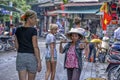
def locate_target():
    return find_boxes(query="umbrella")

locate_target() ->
[0,4,22,13]
[90,39,102,43]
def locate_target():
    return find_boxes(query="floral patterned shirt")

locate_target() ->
[65,45,79,68]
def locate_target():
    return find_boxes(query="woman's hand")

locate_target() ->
[79,43,85,49]
[60,39,67,43]
[37,61,42,72]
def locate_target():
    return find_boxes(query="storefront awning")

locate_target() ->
[39,3,54,7]
[0,4,23,13]
[96,11,103,15]
[47,9,99,15]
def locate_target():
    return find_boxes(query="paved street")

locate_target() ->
[0,38,108,80]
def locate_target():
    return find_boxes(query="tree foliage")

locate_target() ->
[0,0,37,22]
[0,0,37,12]
[12,0,31,12]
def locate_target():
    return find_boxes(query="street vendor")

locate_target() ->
[59,28,85,80]
[88,34,102,63]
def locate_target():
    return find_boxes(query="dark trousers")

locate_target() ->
[67,68,81,80]
[88,43,96,62]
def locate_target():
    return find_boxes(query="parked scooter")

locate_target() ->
[0,35,15,52]
[98,36,109,63]
[106,42,120,80]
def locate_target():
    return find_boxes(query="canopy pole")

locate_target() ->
[9,1,13,24]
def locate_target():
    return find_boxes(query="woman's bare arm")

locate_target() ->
[32,36,41,62]
[14,35,18,51]
[79,42,85,49]
[59,39,67,54]
[32,36,42,72]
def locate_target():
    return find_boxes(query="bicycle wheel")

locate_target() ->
[108,66,118,80]
[116,68,120,80]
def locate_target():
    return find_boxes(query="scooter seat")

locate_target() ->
[109,54,120,61]
[107,59,120,64]
[112,43,120,51]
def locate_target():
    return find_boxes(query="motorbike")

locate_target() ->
[0,35,15,52]
[98,36,110,63]
[106,42,120,80]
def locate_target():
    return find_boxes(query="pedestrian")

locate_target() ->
[9,24,16,44]
[114,24,120,42]
[73,17,81,28]
[15,10,42,80]
[84,27,91,59]
[111,24,120,53]
[88,42,97,62]
[74,17,89,60]
[59,28,85,80]
[45,23,58,80]
[88,34,102,63]
[73,17,86,42]
[9,24,16,36]
[0,23,5,35]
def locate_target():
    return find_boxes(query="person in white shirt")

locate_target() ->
[114,24,120,42]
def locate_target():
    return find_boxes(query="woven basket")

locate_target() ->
[86,78,106,80]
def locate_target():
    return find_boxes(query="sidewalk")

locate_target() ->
[81,61,108,80]
[35,54,108,80]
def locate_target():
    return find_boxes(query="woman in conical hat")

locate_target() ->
[59,28,85,80]
[66,28,85,40]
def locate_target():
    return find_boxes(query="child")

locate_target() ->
[59,28,85,80]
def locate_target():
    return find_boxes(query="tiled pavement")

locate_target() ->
[35,53,108,80]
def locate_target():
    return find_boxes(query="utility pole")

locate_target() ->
[9,1,13,24]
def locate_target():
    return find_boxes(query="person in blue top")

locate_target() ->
[112,24,120,52]
[45,23,58,80]
[9,24,16,36]
[73,17,81,28]
[114,24,120,42]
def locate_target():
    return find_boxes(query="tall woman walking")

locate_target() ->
[15,10,42,80]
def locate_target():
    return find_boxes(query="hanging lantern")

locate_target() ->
[60,4,65,16]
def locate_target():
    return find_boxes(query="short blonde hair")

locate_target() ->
[49,24,58,30]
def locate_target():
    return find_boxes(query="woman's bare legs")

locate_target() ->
[18,70,36,80]
[28,72,36,80]
[50,61,57,80]
[45,61,51,80]
[18,70,27,80]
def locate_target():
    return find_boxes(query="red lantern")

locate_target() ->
[60,4,66,16]
[10,15,12,20]
[60,4,64,10]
